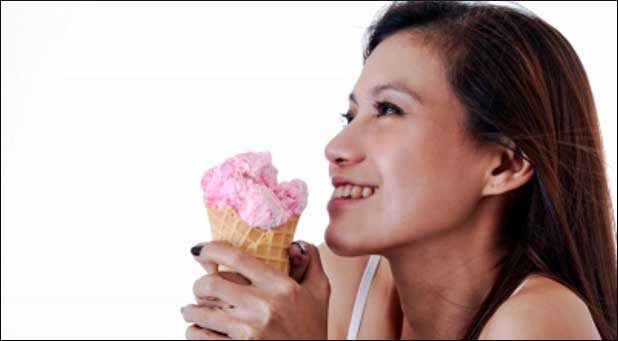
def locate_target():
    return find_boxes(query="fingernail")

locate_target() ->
[191,244,203,256]
[292,241,307,255]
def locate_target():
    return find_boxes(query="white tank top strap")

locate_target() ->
[346,254,381,340]
[510,274,536,298]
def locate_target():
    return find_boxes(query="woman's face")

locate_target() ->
[324,31,494,256]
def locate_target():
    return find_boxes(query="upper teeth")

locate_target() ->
[332,185,375,199]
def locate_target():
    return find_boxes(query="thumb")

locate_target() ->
[289,241,310,283]
[296,241,330,295]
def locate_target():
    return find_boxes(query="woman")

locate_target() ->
[181,1,617,339]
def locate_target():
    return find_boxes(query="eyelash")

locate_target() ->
[339,101,405,125]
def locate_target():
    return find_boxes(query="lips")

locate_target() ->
[331,176,379,189]
[328,176,379,211]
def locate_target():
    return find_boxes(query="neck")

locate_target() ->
[383,200,506,339]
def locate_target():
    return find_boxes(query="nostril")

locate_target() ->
[335,157,346,164]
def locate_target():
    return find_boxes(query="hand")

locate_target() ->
[181,241,330,340]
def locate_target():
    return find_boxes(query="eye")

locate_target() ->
[338,101,405,126]
[375,101,405,117]
[339,112,355,126]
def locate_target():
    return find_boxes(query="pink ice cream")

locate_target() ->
[201,151,308,229]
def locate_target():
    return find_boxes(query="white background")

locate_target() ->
[2,1,616,339]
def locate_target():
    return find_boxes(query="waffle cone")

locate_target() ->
[206,205,299,275]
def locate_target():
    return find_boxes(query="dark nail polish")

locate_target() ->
[191,244,203,256]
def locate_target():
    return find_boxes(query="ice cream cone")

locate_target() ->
[207,205,299,275]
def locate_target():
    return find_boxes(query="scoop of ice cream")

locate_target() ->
[201,151,308,229]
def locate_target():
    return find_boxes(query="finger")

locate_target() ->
[182,304,247,339]
[218,271,251,286]
[298,242,330,295]
[185,324,230,340]
[193,273,253,306]
[289,241,309,283]
[191,243,218,274]
[194,241,280,289]
[196,297,232,310]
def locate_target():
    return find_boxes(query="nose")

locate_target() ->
[324,128,365,168]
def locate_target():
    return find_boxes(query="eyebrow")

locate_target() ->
[348,82,423,105]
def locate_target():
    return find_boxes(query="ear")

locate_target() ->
[481,142,534,196]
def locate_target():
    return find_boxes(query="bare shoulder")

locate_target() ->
[318,242,371,300]
[479,275,601,340]
[318,243,369,274]
[318,243,372,338]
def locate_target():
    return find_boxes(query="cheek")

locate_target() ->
[324,120,485,255]
[380,131,484,240]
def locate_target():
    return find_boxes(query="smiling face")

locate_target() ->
[324,30,496,256]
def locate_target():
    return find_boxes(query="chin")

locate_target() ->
[324,222,375,257]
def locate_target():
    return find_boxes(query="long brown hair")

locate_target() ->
[362,1,617,339]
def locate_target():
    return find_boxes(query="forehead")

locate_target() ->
[354,31,451,108]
